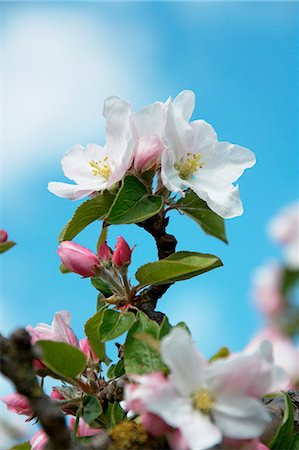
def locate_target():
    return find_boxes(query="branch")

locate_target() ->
[0,329,79,450]
[135,212,177,323]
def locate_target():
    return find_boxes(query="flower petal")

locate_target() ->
[133,101,165,138]
[161,328,207,396]
[165,101,195,161]
[47,182,98,200]
[185,172,243,219]
[103,96,122,118]
[61,144,107,184]
[173,90,195,121]
[161,148,186,196]
[213,396,270,439]
[180,411,222,450]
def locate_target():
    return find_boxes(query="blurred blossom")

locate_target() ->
[69,417,103,436]
[30,429,48,450]
[1,393,31,417]
[268,202,299,269]
[79,337,99,362]
[252,262,285,317]
[0,230,8,242]
[248,327,299,388]
[26,310,79,347]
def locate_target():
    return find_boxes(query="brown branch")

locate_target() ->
[135,212,177,323]
[0,329,79,450]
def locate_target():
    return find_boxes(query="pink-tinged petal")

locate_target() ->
[134,135,163,172]
[98,241,113,262]
[50,388,64,400]
[2,393,32,416]
[252,263,285,317]
[167,429,189,450]
[52,311,79,347]
[30,430,49,450]
[69,417,103,436]
[0,229,8,242]
[161,327,207,396]
[142,412,172,437]
[112,236,132,267]
[186,173,243,219]
[173,90,195,122]
[213,396,270,439]
[47,182,97,200]
[222,438,269,450]
[125,372,169,414]
[79,338,99,362]
[180,411,222,450]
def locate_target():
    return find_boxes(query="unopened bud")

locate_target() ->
[134,136,163,173]
[98,241,113,262]
[58,241,101,277]
[0,229,8,243]
[112,236,132,267]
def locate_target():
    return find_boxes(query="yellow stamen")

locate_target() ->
[192,389,214,414]
[89,156,112,179]
[174,152,205,180]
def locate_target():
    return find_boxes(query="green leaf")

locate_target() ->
[97,296,108,311]
[158,316,172,339]
[58,191,115,242]
[290,434,299,449]
[84,310,107,360]
[105,175,163,224]
[83,395,102,424]
[36,341,87,378]
[9,443,31,450]
[269,392,294,449]
[124,311,164,374]
[136,251,223,287]
[60,263,71,274]
[0,241,16,254]
[282,268,299,294]
[107,360,125,379]
[176,191,227,243]
[99,310,136,342]
[110,401,126,427]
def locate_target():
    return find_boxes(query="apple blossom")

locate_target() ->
[126,328,287,450]
[69,417,103,437]
[58,241,101,277]
[161,91,256,218]
[26,310,79,347]
[98,241,113,262]
[252,262,285,317]
[112,236,132,267]
[268,202,299,269]
[48,99,135,200]
[2,393,32,416]
[248,327,299,388]
[0,229,8,242]
[50,388,65,400]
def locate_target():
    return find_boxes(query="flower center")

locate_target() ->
[192,389,214,414]
[89,157,112,179]
[174,152,205,180]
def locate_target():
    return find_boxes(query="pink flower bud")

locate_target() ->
[2,393,32,416]
[79,338,99,362]
[134,135,163,172]
[98,241,113,262]
[30,430,49,450]
[50,388,64,400]
[58,241,101,277]
[0,229,8,242]
[69,417,104,436]
[112,236,132,267]
[142,412,171,437]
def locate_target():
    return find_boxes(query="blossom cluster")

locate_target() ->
[48,90,256,219]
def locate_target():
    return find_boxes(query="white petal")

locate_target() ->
[61,144,107,184]
[191,119,218,146]
[48,182,100,200]
[161,328,207,396]
[103,96,122,118]
[185,173,243,219]
[133,101,165,138]
[165,101,195,161]
[181,411,222,450]
[161,148,186,196]
[200,141,256,183]
[173,90,195,121]
[213,396,270,439]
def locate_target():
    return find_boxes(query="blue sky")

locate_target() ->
[0,2,298,431]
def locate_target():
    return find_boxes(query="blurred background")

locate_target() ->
[0,1,298,446]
